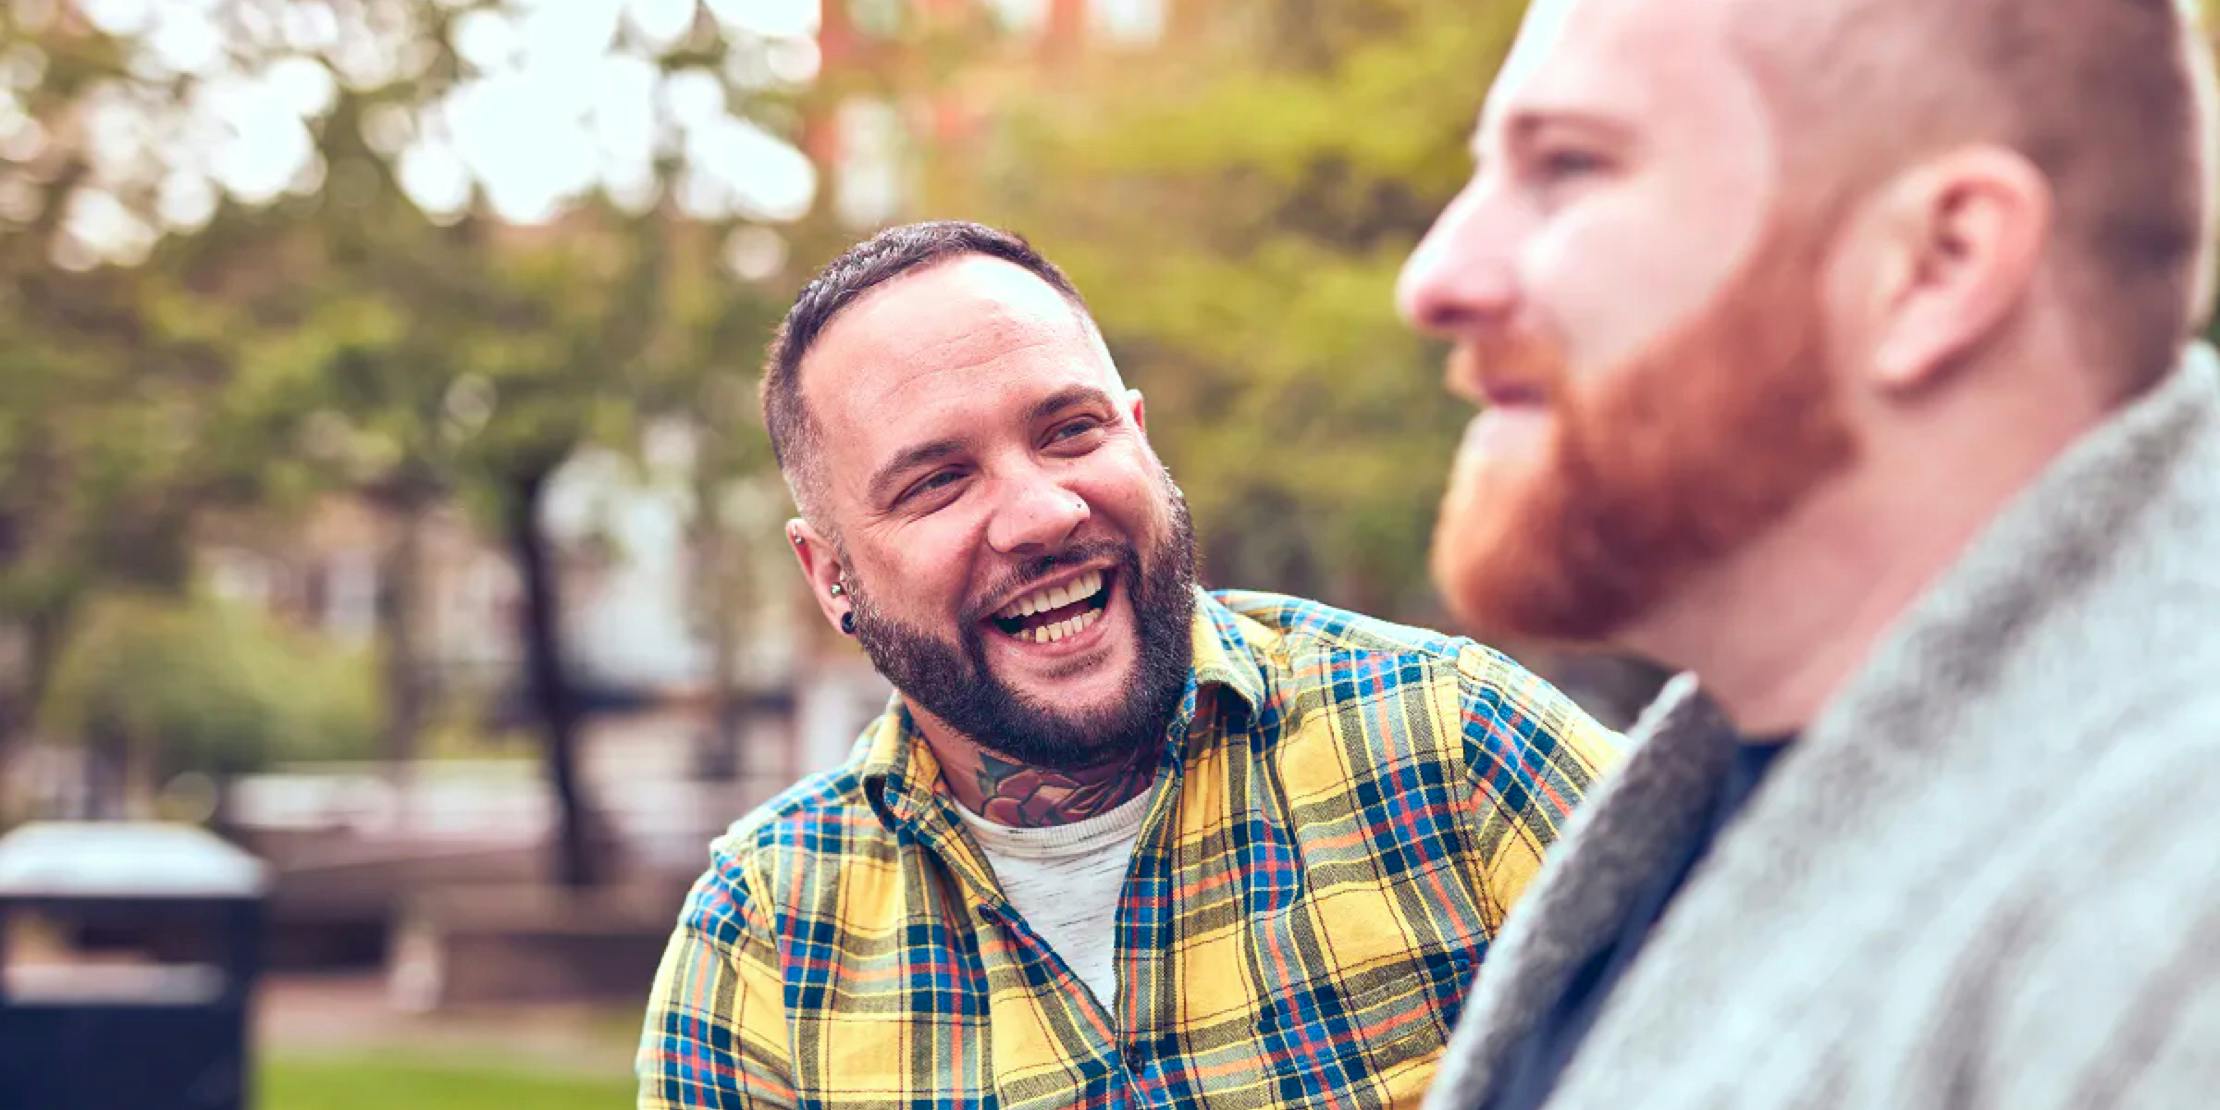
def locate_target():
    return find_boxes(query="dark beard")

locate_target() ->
[846,489,1199,773]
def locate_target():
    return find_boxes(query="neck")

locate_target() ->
[1617,490,1956,738]
[908,702,1157,828]
[1619,369,2107,737]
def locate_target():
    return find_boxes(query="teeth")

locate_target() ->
[1014,607,1106,646]
[997,570,1108,621]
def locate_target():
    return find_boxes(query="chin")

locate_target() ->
[1430,514,1499,634]
[1004,641,1138,709]
[1431,466,1584,644]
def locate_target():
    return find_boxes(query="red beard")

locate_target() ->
[1431,231,1858,645]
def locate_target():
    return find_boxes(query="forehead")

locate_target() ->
[1485,0,1760,140]
[799,254,1117,481]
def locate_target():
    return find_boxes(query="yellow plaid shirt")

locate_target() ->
[640,590,1617,1109]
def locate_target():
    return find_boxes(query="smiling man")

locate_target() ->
[1398,0,2220,1108]
[637,221,1616,1109]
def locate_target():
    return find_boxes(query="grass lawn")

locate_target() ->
[259,1052,636,1110]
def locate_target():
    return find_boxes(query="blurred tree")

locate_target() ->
[41,592,378,820]
[0,9,301,800]
[0,0,799,883]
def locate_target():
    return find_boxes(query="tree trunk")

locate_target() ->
[503,467,601,888]
[0,604,70,819]
[377,497,430,798]
[693,467,742,782]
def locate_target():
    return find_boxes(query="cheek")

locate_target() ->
[862,523,982,618]
[1071,451,1173,536]
[1815,216,1891,376]
[1525,178,1773,378]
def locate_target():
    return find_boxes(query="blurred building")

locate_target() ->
[808,0,1181,229]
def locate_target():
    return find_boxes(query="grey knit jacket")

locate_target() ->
[1426,348,2220,1110]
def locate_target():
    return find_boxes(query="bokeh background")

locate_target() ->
[0,1,2212,1106]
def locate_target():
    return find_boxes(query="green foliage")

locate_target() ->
[259,1052,635,1110]
[40,594,378,776]
[925,0,1526,617]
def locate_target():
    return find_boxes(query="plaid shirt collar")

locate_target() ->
[857,590,1267,904]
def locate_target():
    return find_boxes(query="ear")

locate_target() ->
[786,517,851,634]
[1125,388,1148,434]
[1861,146,2052,392]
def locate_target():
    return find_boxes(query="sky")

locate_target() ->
[40,0,826,266]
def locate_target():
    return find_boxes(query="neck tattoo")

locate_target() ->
[968,746,1157,829]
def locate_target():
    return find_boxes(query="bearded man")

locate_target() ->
[638,221,1617,1109]
[1397,0,2220,1107]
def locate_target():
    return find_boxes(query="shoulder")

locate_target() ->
[677,757,895,950]
[1208,588,1471,678]
[1924,704,2220,1102]
[1206,589,1617,765]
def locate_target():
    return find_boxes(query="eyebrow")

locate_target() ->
[866,436,967,507]
[1507,108,1636,148]
[1028,384,1115,424]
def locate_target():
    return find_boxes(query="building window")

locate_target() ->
[1087,0,1163,44]
[847,0,904,39]
[322,549,379,645]
[981,0,1050,39]
[834,98,907,227]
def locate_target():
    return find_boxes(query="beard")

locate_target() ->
[845,481,1199,773]
[1432,226,1858,645]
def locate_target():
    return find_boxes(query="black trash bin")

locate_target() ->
[0,822,268,1110]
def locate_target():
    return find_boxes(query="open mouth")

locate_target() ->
[1479,379,1549,409]
[987,568,1115,645]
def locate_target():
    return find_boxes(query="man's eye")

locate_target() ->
[1049,418,1104,444]
[1536,148,1608,182]
[901,470,964,505]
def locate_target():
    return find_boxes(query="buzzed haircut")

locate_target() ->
[761,221,1092,520]
[1734,0,2216,395]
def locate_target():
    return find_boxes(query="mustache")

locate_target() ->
[1449,332,1571,406]
[963,538,1133,624]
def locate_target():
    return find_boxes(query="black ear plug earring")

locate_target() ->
[841,612,856,636]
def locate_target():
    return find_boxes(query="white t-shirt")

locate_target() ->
[955,782,1157,1009]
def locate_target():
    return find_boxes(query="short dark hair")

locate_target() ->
[761,220,1091,519]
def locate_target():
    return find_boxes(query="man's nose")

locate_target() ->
[985,475,1089,556]
[1397,182,1521,337]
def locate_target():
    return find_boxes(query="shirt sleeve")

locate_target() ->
[638,854,798,1109]
[1451,642,1624,927]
